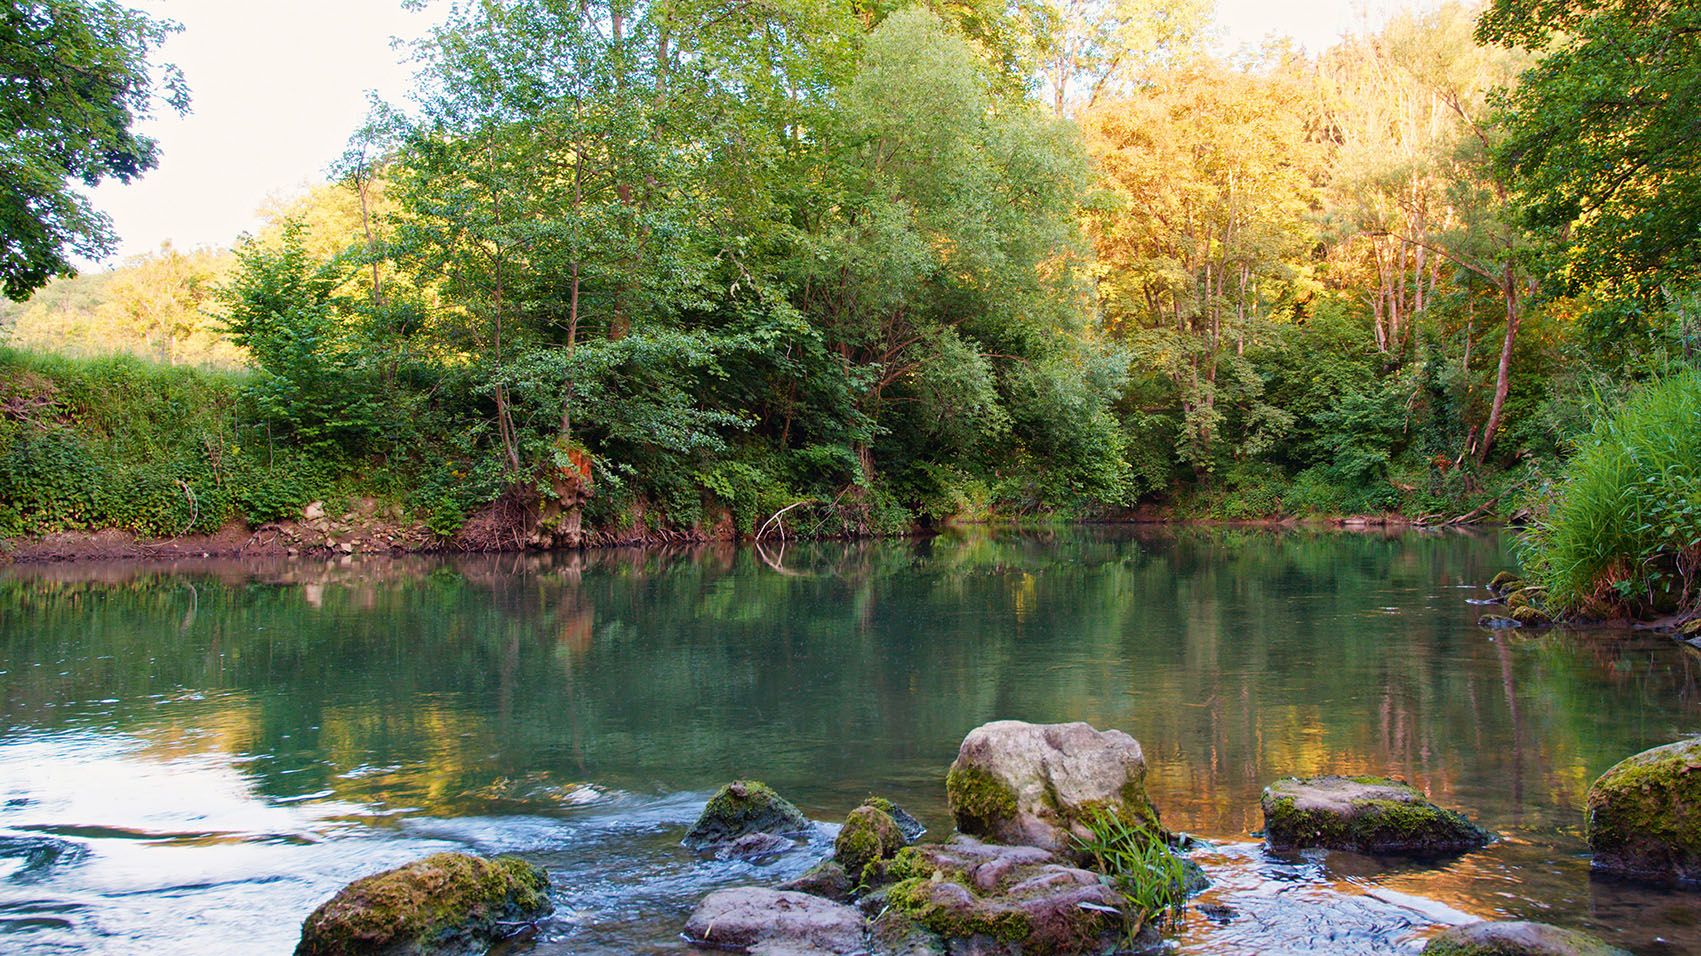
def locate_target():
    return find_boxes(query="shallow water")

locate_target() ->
[1,528,1698,955]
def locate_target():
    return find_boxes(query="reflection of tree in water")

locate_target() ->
[1,529,1698,840]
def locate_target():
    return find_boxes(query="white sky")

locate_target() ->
[89,0,1438,264]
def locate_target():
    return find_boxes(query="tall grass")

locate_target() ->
[1072,808,1192,943]
[1521,369,1701,618]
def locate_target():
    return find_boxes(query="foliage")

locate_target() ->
[1072,806,1191,942]
[0,0,188,300]
[1482,0,1701,348]
[1520,370,1701,618]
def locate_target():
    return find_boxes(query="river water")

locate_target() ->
[0,528,1697,955]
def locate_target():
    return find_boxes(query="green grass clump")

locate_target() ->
[1521,369,1701,618]
[1072,807,1190,944]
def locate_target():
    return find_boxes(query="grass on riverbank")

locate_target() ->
[0,348,367,539]
[1521,369,1701,619]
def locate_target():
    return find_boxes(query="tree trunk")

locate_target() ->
[1478,264,1520,463]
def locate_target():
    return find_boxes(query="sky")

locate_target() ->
[91,0,1436,264]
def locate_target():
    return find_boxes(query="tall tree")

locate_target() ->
[0,0,188,300]
[1480,0,1701,353]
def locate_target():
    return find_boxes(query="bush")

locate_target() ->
[1522,369,1701,617]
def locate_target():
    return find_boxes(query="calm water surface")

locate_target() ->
[1,528,1698,955]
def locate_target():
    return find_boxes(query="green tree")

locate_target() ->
[1480,0,1701,361]
[1,0,188,300]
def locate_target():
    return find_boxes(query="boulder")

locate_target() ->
[683,780,812,852]
[713,831,796,862]
[779,859,855,903]
[1511,605,1554,628]
[1422,921,1630,956]
[860,796,927,843]
[881,837,1131,955]
[1587,737,1701,884]
[1487,572,1525,596]
[682,887,866,955]
[1261,776,1491,856]
[946,720,1158,853]
[836,803,907,883]
[295,852,551,956]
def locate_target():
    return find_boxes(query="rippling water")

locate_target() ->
[1,528,1698,954]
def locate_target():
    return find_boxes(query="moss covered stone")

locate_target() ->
[1261,776,1490,857]
[1488,572,1525,596]
[1510,605,1554,627]
[947,720,1159,854]
[860,796,927,843]
[1587,737,1701,884]
[683,779,811,851]
[835,804,905,883]
[295,852,551,956]
[1422,920,1631,955]
[945,763,1019,837]
[876,836,1127,954]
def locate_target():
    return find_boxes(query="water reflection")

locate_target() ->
[1,528,1699,953]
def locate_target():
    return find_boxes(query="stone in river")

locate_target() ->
[1261,775,1490,856]
[683,779,812,852]
[683,887,866,955]
[294,852,551,955]
[1587,737,1701,884]
[1422,920,1631,956]
[945,720,1159,854]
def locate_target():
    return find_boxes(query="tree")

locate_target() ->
[1480,0,1701,353]
[0,0,188,300]
[1085,60,1318,472]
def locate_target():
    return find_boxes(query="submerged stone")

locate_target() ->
[1422,920,1631,956]
[1261,776,1491,857]
[294,852,551,956]
[682,887,865,955]
[946,720,1158,853]
[683,780,812,851]
[1511,605,1554,628]
[1478,615,1522,630]
[1587,737,1701,884]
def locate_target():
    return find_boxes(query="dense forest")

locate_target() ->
[1,0,1697,618]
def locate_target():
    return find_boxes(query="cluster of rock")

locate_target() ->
[284,719,1701,955]
[684,720,1189,955]
[257,499,428,557]
[1476,572,1556,629]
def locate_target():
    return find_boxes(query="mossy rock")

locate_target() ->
[1680,618,1701,638]
[836,804,906,884]
[877,836,1131,955]
[778,859,854,903]
[1261,776,1491,857]
[1510,605,1554,628]
[1422,920,1631,955]
[1504,588,1546,611]
[947,720,1159,854]
[295,852,551,956]
[860,796,926,843]
[683,780,811,851]
[1479,615,1522,630]
[1587,737,1701,884]
[1488,572,1526,596]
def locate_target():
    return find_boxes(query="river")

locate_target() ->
[0,528,1697,954]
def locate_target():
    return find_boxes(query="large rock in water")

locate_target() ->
[683,780,812,852]
[1261,776,1490,856]
[1587,737,1701,883]
[1422,921,1631,956]
[682,888,866,955]
[295,852,551,956]
[946,720,1158,853]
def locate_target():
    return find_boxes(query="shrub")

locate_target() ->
[1522,369,1701,617]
